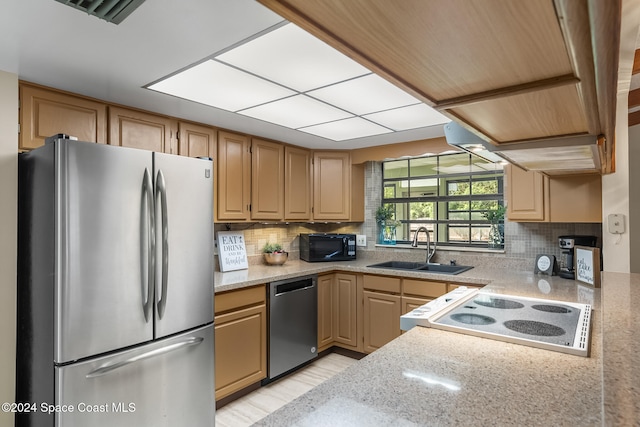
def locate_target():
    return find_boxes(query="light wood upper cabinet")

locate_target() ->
[505,164,602,223]
[108,106,177,154]
[217,131,251,222]
[251,138,284,220]
[284,146,312,221]
[178,122,217,162]
[19,83,107,150]
[313,151,351,220]
[506,164,547,221]
[214,285,267,401]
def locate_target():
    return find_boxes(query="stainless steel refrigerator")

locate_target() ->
[16,137,215,426]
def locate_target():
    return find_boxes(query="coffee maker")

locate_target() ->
[558,235,598,279]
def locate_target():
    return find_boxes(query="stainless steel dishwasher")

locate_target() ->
[265,274,318,382]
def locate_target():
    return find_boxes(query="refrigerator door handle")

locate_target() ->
[85,336,204,379]
[155,169,169,319]
[141,168,155,322]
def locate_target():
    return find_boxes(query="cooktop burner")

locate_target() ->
[450,313,496,325]
[401,288,592,357]
[503,320,566,337]
[473,297,524,309]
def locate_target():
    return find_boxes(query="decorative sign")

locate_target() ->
[217,231,248,272]
[534,254,557,275]
[574,246,601,288]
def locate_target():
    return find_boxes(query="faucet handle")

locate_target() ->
[450,260,457,266]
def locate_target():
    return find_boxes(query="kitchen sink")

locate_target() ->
[366,261,473,275]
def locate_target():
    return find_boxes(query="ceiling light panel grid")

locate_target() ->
[149,23,449,141]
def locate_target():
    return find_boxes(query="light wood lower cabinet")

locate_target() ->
[334,273,358,349]
[362,275,401,353]
[317,273,360,352]
[317,274,335,352]
[214,286,267,401]
[363,290,400,353]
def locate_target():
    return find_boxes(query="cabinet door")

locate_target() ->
[178,122,217,161]
[214,304,267,400]
[251,139,284,220]
[334,273,358,348]
[401,296,431,315]
[317,274,335,352]
[363,291,400,353]
[108,106,177,154]
[505,164,547,221]
[217,131,251,221]
[548,174,602,222]
[284,146,312,221]
[20,84,107,150]
[313,151,351,220]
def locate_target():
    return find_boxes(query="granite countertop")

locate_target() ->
[214,259,505,293]
[214,260,639,425]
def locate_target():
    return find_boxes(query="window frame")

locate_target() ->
[381,153,504,248]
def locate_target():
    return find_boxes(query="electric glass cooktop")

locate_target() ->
[401,287,592,357]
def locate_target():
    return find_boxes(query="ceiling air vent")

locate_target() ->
[55,0,146,24]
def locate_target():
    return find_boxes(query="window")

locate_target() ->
[381,153,504,247]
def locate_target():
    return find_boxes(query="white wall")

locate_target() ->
[0,70,17,426]
[602,0,640,273]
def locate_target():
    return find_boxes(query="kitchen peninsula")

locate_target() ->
[215,261,639,425]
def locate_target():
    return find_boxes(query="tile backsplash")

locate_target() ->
[214,160,603,270]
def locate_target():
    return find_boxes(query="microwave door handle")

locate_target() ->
[141,168,155,323]
[155,169,169,319]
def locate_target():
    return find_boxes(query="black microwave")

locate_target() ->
[299,233,356,262]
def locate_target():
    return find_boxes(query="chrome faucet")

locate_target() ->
[411,226,437,264]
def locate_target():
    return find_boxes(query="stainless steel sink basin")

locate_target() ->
[367,261,473,275]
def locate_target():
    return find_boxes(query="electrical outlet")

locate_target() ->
[356,235,367,247]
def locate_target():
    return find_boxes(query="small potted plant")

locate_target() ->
[262,242,288,265]
[482,205,506,249]
[375,204,401,245]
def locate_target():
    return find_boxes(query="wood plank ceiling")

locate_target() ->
[629,50,640,126]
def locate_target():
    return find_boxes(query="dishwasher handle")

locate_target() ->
[272,277,316,297]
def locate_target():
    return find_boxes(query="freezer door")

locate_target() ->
[153,153,214,338]
[56,141,155,363]
[56,324,215,427]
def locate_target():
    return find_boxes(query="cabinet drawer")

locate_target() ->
[215,285,265,314]
[403,279,447,299]
[363,275,401,294]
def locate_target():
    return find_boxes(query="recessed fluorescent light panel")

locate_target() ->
[148,23,447,142]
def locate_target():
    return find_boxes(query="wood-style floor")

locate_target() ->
[215,353,357,427]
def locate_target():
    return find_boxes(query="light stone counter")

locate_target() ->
[215,261,640,425]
